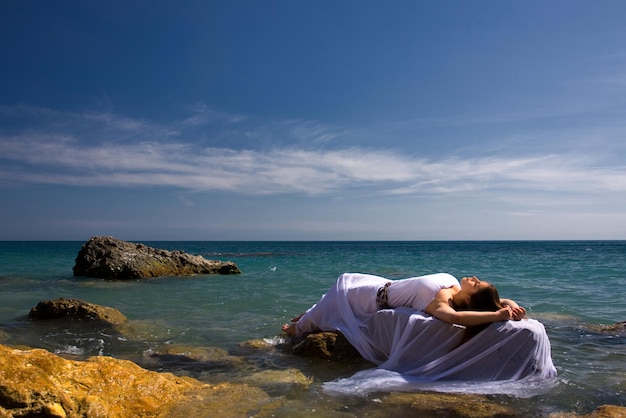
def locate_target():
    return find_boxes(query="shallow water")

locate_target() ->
[0,241,624,416]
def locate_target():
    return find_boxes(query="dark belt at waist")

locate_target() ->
[376,282,392,309]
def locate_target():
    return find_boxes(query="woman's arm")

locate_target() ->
[426,301,512,326]
[500,298,518,308]
[500,298,526,320]
[424,289,512,326]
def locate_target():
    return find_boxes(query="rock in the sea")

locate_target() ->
[243,369,313,391]
[586,405,626,418]
[26,299,136,357]
[382,392,517,418]
[73,236,241,279]
[29,298,127,324]
[588,321,626,336]
[0,344,273,418]
[290,331,363,361]
[549,405,626,418]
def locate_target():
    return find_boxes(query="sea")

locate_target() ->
[0,240,624,416]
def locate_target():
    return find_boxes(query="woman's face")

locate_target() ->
[461,276,490,295]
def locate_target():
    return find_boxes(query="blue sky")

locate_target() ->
[1,1,626,240]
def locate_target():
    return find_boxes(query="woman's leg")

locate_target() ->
[282,273,387,337]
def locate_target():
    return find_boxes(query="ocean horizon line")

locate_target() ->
[1,238,625,243]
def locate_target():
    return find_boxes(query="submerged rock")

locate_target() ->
[243,369,313,391]
[29,298,127,324]
[549,405,626,418]
[144,344,245,376]
[587,321,626,336]
[150,344,231,363]
[381,392,517,418]
[0,344,273,418]
[73,236,241,279]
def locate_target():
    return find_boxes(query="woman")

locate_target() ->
[282,272,526,337]
[282,273,556,387]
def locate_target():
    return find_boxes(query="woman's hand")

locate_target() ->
[511,306,526,321]
[497,306,513,321]
[497,306,526,321]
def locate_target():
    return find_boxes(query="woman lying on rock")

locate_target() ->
[282,272,526,337]
[282,272,556,386]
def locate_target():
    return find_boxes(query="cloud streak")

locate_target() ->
[1,106,625,199]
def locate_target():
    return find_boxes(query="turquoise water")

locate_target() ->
[1,241,624,415]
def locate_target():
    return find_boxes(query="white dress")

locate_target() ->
[292,272,557,392]
[295,272,459,335]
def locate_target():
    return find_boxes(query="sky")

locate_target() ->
[1,1,626,241]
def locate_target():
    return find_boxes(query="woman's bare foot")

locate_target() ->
[282,323,296,336]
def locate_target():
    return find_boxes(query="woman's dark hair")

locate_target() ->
[468,285,502,312]
[459,284,503,344]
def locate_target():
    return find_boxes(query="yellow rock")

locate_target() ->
[0,344,271,418]
[550,405,626,418]
[153,344,229,361]
[44,403,67,417]
[382,392,516,418]
[240,338,276,349]
[589,405,626,418]
[243,368,313,389]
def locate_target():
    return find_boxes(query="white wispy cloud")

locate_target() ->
[1,106,625,199]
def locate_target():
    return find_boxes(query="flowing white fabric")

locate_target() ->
[294,273,557,394]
